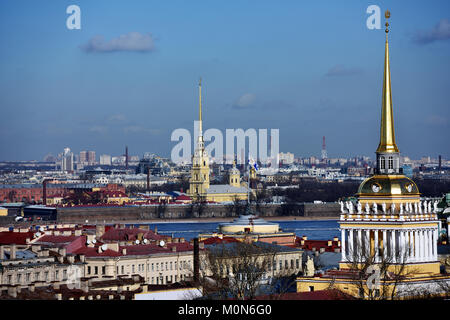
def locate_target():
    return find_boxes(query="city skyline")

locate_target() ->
[0,1,449,161]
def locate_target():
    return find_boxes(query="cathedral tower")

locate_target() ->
[187,78,210,200]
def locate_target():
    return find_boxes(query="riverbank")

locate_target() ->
[112,216,339,225]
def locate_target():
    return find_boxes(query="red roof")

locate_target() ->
[295,237,340,252]
[0,231,36,245]
[120,242,194,256]
[176,195,191,200]
[201,237,240,245]
[73,246,122,257]
[36,235,80,244]
[100,227,167,242]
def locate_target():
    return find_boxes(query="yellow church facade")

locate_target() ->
[296,11,450,299]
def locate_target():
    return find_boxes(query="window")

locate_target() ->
[151,277,154,284]
[388,156,393,170]
[17,274,22,284]
[174,262,177,270]
[152,263,154,271]
[94,266,98,275]
[121,266,124,274]
[44,272,49,281]
[291,259,294,269]
[296,259,299,269]
[35,272,40,281]
[309,286,314,292]
[273,260,277,271]
[132,265,135,273]
[102,266,106,275]
[279,261,282,270]
[170,262,173,270]
[165,262,168,271]
[55,270,59,280]
[380,157,385,170]
[26,273,31,282]
[62,270,67,280]
[156,263,159,271]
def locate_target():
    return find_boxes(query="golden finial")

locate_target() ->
[199,77,202,86]
[385,10,390,34]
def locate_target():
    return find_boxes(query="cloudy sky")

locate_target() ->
[0,0,449,161]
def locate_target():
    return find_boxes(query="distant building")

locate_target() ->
[100,155,112,166]
[279,152,295,165]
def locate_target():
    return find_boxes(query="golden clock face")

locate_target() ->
[372,183,381,193]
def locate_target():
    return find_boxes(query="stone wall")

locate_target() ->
[55,202,340,223]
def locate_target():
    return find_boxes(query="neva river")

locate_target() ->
[141,219,340,242]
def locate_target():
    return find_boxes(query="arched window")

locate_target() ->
[380,157,385,170]
[388,156,393,170]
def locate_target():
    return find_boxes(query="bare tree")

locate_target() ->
[327,233,422,300]
[196,242,300,300]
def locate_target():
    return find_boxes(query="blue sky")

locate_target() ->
[0,0,449,161]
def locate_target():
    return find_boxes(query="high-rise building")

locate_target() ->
[61,147,74,172]
[87,151,96,165]
[79,151,88,164]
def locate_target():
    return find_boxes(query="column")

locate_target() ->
[408,230,414,262]
[341,229,346,262]
[365,229,371,259]
[399,230,405,263]
[348,229,354,261]
[415,230,420,262]
[357,229,362,257]
[418,230,425,261]
[382,229,387,260]
[390,229,396,263]
[433,228,438,261]
[428,229,433,262]
[374,229,379,262]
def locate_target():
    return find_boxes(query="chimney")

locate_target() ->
[74,229,82,236]
[8,286,17,298]
[79,254,85,263]
[67,255,75,264]
[55,293,63,300]
[320,247,325,253]
[96,225,105,238]
[199,242,205,249]
[171,246,177,252]
[327,240,332,246]
[121,248,127,255]
[59,248,66,257]
[10,244,16,260]
[154,226,157,234]
[193,238,199,284]
[81,279,89,293]
[29,284,35,292]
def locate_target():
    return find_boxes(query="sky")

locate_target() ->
[0,0,449,161]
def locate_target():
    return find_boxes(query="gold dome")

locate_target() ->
[357,175,419,196]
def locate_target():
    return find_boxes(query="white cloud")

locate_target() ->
[80,32,156,53]
[413,19,450,45]
[233,93,256,108]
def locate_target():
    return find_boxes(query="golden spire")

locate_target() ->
[376,10,399,154]
[198,77,203,134]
